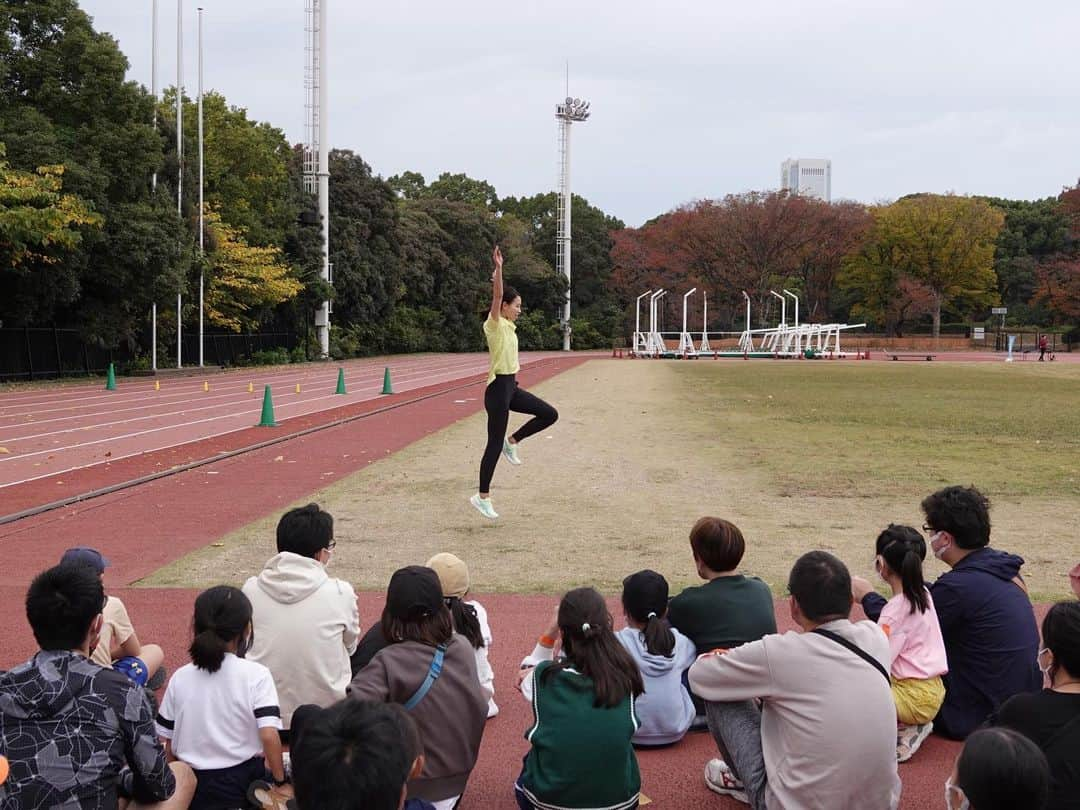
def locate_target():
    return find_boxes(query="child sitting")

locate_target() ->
[516,587,644,810]
[348,566,487,810]
[290,699,435,810]
[155,586,289,809]
[616,570,697,746]
[426,552,498,718]
[855,524,948,761]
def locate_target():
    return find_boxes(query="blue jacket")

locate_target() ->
[863,547,1041,739]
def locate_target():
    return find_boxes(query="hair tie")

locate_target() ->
[646,612,657,620]
[581,622,591,633]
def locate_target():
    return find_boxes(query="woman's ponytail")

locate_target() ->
[189,585,253,673]
[900,548,929,614]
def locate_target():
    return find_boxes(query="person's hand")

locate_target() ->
[544,603,560,640]
[1069,563,1080,600]
[492,245,503,274]
[851,575,875,602]
[516,666,535,692]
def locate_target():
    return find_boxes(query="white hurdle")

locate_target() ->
[633,290,652,356]
[677,288,697,356]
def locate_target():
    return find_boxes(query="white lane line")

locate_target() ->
[0,359,490,442]
[0,355,483,417]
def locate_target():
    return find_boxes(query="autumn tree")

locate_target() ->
[203,209,301,332]
[880,195,1002,336]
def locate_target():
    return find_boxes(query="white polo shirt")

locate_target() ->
[156,653,282,770]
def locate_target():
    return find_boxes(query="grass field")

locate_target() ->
[146,359,1080,602]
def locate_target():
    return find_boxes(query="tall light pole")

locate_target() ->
[176,0,183,368]
[305,0,331,358]
[197,6,205,367]
[555,96,589,352]
[151,0,158,192]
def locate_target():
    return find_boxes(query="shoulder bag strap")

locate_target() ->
[812,628,890,683]
[403,643,448,711]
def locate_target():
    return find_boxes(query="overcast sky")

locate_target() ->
[80,0,1080,226]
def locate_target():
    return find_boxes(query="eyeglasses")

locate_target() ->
[326,540,336,550]
[922,525,936,534]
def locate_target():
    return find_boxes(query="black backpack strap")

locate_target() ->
[812,628,891,683]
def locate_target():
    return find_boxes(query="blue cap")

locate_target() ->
[59,547,110,574]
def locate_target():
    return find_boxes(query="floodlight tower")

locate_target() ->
[304,0,331,358]
[555,96,590,351]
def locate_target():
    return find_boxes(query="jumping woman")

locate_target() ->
[470,245,559,520]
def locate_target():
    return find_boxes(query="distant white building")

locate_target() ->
[781,158,831,202]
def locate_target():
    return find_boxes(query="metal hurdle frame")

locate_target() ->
[677,288,698,357]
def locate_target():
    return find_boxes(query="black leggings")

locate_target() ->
[479,374,558,493]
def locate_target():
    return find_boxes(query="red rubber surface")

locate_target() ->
[0,351,1050,808]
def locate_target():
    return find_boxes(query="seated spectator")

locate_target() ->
[850,524,948,761]
[857,485,1042,739]
[616,570,696,746]
[0,564,194,809]
[290,700,435,810]
[690,551,900,809]
[995,601,1080,810]
[516,588,643,810]
[1069,563,1079,599]
[156,586,288,810]
[348,566,487,810]
[948,727,1049,810]
[60,547,165,691]
[243,504,360,737]
[426,552,498,718]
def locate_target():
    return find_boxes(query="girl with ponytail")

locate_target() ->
[156,586,290,809]
[866,524,949,762]
[616,570,697,746]
[515,587,644,810]
[427,553,498,718]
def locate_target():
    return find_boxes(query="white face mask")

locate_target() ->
[930,531,951,560]
[1038,647,1053,677]
[945,778,969,810]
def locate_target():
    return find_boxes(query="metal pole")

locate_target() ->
[152,303,157,371]
[197,6,204,367]
[770,290,786,328]
[784,289,800,353]
[176,0,183,369]
[316,0,331,358]
[151,0,158,191]
[561,120,572,351]
[682,288,697,334]
[635,290,650,353]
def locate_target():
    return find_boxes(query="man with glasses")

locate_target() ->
[243,503,360,742]
[855,485,1042,739]
[0,564,195,809]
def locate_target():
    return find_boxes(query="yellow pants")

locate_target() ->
[891,675,945,726]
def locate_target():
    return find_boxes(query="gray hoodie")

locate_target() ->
[615,626,697,745]
[242,551,360,728]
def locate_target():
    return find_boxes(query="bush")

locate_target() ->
[240,347,291,367]
[289,345,309,364]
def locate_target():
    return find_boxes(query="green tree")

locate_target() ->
[0,0,185,347]
[881,194,1003,336]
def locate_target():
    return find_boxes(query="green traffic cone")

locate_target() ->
[335,367,346,395]
[105,363,117,391]
[381,366,393,395]
[257,385,277,427]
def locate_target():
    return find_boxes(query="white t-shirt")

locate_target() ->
[156,653,282,770]
[469,600,496,715]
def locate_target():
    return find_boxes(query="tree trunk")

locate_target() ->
[932,294,942,338]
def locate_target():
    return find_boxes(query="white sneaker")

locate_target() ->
[896,721,933,762]
[502,439,521,465]
[704,758,749,804]
[469,494,499,520]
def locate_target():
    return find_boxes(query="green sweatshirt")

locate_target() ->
[518,661,640,810]
[668,574,777,652]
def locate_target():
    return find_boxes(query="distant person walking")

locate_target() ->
[1039,333,1049,361]
[470,245,558,520]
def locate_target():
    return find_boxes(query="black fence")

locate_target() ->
[0,327,300,381]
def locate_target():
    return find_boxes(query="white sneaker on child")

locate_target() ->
[896,721,933,762]
[704,758,749,804]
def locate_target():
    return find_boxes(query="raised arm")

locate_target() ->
[489,245,504,321]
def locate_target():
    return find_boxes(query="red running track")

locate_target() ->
[0,353,567,491]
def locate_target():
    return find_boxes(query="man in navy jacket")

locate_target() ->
[856,485,1042,739]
